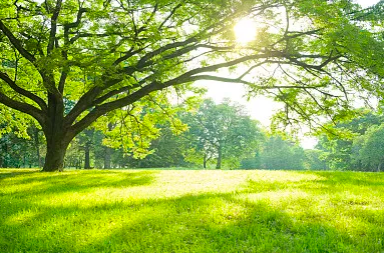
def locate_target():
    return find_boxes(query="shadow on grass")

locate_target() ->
[0,192,353,253]
[0,170,40,181]
[313,171,384,187]
[1,170,383,252]
[1,170,157,195]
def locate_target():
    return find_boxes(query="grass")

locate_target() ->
[0,169,384,253]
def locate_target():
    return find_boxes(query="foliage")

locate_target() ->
[304,149,328,170]
[0,125,43,168]
[316,112,384,171]
[257,135,306,170]
[356,124,384,172]
[1,0,383,171]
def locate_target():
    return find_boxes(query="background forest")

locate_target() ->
[2,98,383,172]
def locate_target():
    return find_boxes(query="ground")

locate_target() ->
[0,169,383,252]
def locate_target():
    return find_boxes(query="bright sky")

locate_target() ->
[195,0,380,149]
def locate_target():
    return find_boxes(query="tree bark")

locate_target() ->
[43,135,70,172]
[42,92,70,172]
[84,142,91,169]
[34,128,42,168]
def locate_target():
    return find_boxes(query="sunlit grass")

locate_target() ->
[1,169,384,252]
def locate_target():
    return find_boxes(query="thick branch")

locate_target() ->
[69,83,160,137]
[58,65,69,94]
[92,84,142,105]
[136,37,198,68]
[47,0,62,54]
[0,71,47,111]
[0,91,45,125]
[187,75,328,90]
[158,3,183,30]
[0,20,36,63]
[64,8,88,30]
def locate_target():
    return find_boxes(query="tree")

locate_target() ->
[304,149,328,170]
[0,0,383,171]
[357,124,384,172]
[120,126,192,169]
[316,112,383,171]
[183,99,262,169]
[259,135,305,170]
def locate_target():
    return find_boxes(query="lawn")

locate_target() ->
[0,169,383,253]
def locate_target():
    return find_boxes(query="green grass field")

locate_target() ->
[1,169,384,253]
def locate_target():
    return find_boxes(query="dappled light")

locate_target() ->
[0,0,384,251]
[1,169,383,252]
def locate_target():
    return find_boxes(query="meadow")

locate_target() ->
[0,169,383,252]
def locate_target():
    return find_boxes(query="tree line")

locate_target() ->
[0,99,316,170]
[3,99,384,171]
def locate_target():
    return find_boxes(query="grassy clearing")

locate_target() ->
[0,169,384,253]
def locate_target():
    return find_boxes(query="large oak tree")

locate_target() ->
[0,0,383,171]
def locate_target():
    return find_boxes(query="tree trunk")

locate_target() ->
[41,93,70,172]
[216,145,222,169]
[104,146,111,169]
[84,142,91,169]
[43,136,70,172]
[103,123,113,169]
[378,162,382,172]
[3,142,8,168]
[34,128,42,168]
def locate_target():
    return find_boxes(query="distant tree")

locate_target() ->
[240,149,263,169]
[304,149,328,170]
[357,124,384,172]
[317,112,383,171]
[0,131,34,168]
[183,99,262,169]
[120,126,191,169]
[78,128,95,169]
[260,135,305,170]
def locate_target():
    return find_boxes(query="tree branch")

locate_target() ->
[0,71,47,111]
[69,82,161,137]
[47,0,62,54]
[0,91,45,125]
[158,3,183,30]
[0,20,36,63]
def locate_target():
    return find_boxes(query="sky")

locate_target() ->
[195,0,380,149]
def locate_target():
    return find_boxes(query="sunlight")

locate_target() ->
[234,18,257,44]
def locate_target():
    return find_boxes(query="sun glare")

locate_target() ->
[234,18,257,44]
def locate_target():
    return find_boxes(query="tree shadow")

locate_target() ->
[0,170,40,181]
[312,171,384,187]
[1,172,383,252]
[1,170,157,195]
[75,193,379,252]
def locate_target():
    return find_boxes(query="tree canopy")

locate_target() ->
[0,0,383,171]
